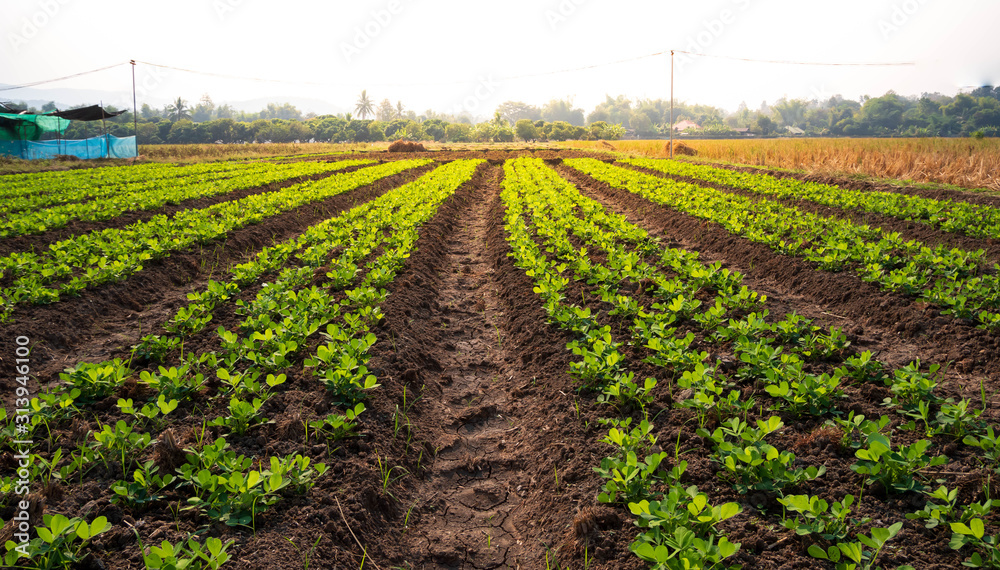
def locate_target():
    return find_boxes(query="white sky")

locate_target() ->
[2,0,999,119]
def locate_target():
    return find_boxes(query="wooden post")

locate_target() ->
[131,59,138,158]
[670,50,674,159]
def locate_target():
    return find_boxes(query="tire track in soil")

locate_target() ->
[396,165,524,569]
[375,164,641,570]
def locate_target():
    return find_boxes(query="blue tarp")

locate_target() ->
[0,135,137,160]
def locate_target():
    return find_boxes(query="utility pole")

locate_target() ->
[131,60,138,149]
[670,50,674,159]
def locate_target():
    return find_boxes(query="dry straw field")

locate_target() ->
[572,137,1000,191]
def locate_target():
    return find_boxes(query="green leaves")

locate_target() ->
[851,433,947,493]
[179,437,327,529]
[571,158,999,333]
[4,513,111,567]
[59,358,130,402]
[808,521,903,569]
[699,416,825,494]
[144,536,235,570]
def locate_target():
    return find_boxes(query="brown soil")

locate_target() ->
[1,150,998,570]
[622,162,1000,263]
[0,160,375,260]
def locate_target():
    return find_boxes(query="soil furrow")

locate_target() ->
[0,160,374,259]
[391,165,523,568]
[363,164,640,568]
[0,164,434,399]
[555,163,1000,389]
[623,162,1000,262]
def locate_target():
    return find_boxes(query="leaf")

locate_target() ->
[951,521,974,536]
[718,502,741,520]
[970,518,986,539]
[808,544,834,561]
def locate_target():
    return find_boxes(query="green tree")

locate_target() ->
[422,119,447,141]
[166,97,191,122]
[376,98,394,122]
[445,122,472,142]
[629,112,652,135]
[943,93,977,123]
[167,119,198,143]
[861,92,905,131]
[192,94,215,122]
[587,95,632,125]
[514,118,539,141]
[497,101,542,124]
[772,98,808,127]
[355,90,374,120]
[542,99,585,126]
[752,115,774,136]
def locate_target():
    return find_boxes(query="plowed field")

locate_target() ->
[2,149,1000,569]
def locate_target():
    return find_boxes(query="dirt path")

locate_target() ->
[394,166,528,568]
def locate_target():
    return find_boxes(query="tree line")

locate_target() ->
[8,85,999,144]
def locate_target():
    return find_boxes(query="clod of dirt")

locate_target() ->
[387,140,426,152]
[152,428,185,472]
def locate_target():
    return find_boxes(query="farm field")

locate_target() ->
[3,148,1000,570]
[570,138,1000,193]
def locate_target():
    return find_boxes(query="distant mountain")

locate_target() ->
[221,96,349,117]
[1,85,349,117]
[0,84,137,112]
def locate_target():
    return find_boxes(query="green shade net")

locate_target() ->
[0,113,71,141]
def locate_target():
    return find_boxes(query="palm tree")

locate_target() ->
[166,97,191,122]
[395,101,405,120]
[355,90,374,120]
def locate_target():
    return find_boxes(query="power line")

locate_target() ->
[134,60,335,87]
[136,54,670,88]
[671,50,915,67]
[0,50,918,97]
[0,62,129,92]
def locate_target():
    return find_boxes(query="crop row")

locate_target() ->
[0,160,248,200]
[502,157,745,566]
[0,159,482,568]
[0,159,431,322]
[503,158,998,569]
[0,160,374,238]
[626,157,1000,240]
[566,158,1000,333]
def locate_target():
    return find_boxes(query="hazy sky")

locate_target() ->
[2,0,999,119]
